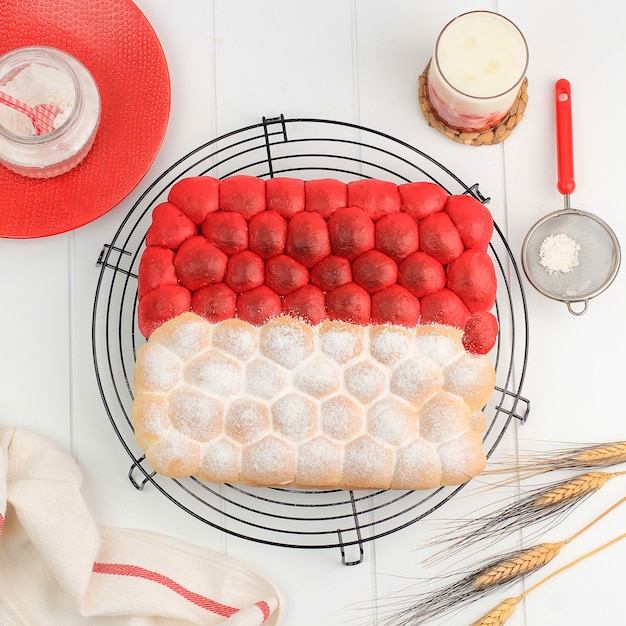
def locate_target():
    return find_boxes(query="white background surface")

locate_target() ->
[2,1,626,625]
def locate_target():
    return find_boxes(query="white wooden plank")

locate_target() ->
[0,235,72,447]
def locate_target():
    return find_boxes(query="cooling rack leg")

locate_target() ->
[261,114,287,178]
[337,491,365,566]
[467,182,491,205]
[96,244,136,277]
[128,456,155,491]
[494,386,531,423]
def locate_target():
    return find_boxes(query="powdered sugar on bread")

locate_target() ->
[132,312,494,490]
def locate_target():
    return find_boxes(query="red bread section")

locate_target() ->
[138,175,498,354]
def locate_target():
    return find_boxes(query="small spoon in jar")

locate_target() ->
[0,90,62,135]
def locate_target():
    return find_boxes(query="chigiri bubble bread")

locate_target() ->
[133,175,498,490]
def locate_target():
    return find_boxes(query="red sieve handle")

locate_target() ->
[555,78,576,195]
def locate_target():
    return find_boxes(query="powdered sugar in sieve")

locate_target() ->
[521,208,620,315]
[539,232,580,275]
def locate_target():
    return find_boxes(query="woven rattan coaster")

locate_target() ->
[418,62,528,146]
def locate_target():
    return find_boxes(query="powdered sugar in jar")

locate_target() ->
[0,46,101,178]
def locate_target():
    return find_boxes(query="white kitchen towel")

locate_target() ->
[0,425,282,625]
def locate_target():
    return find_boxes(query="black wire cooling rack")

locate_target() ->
[92,116,530,565]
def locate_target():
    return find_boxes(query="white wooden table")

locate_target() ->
[2,1,626,624]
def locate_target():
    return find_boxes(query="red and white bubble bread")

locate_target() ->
[133,175,498,490]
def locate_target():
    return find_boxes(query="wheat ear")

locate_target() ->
[470,598,520,626]
[532,471,615,506]
[472,531,626,626]
[429,471,626,561]
[472,541,564,588]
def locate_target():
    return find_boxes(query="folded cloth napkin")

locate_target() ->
[0,426,282,625]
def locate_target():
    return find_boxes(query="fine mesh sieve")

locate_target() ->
[521,79,620,315]
[522,206,620,314]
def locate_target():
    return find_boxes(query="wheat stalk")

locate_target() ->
[428,471,625,560]
[376,494,626,626]
[376,543,549,625]
[471,531,626,626]
[377,543,562,625]
[485,441,626,480]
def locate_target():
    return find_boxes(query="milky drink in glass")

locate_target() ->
[427,11,528,133]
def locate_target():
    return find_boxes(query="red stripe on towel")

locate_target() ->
[0,512,4,534]
[92,562,240,617]
[256,600,271,620]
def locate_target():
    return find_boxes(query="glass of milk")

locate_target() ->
[427,11,528,133]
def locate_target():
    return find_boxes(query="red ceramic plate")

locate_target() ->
[0,0,170,238]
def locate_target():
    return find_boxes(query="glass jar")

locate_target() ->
[0,46,101,178]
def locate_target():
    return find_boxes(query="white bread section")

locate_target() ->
[132,312,494,490]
